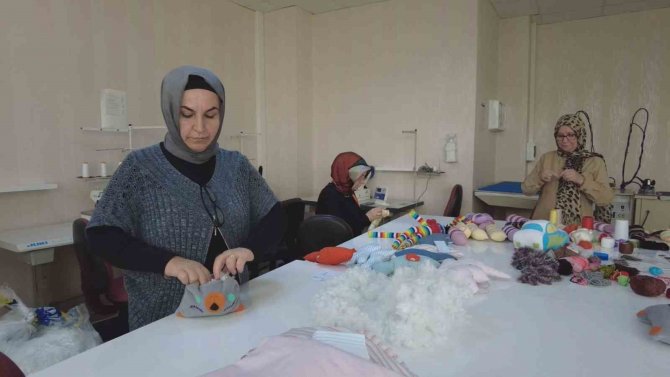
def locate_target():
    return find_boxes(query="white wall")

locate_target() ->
[0,0,258,231]
[473,0,500,212]
[497,9,670,193]
[309,0,484,215]
[263,6,314,200]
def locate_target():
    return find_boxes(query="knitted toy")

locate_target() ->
[594,221,615,235]
[176,275,243,318]
[348,243,395,269]
[369,210,447,250]
[465,222,488,241]
[305,247,356,265]
[511,247,561,285]
[448,220,470,246]
[371,253,439,276]
[440,258,511,294]
[637,304,670,345]
[502,214,529,241]
[471,213,506,242]
[512,220,569,252]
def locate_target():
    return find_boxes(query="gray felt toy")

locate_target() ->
[636,304,670,345]
[176,275,243,318]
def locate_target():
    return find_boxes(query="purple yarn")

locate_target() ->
[594,221,614,235]
[503,223,519,240]
[511,248,561,286]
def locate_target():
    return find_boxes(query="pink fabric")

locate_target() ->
[201,336,403,377]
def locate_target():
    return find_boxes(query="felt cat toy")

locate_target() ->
[471,213,506,242]
[304,247,356,265]
[637,304,670,345]
[512,220,569,252]
[176,275,243,318]
[440,258,511,294]
[371,253,439,276]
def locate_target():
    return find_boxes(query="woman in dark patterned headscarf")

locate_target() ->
[522,114,614,225]
[316,152,383,235]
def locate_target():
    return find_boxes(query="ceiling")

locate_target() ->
[491,0,670,24]
[231,0,670,23]
[230,0,387,14]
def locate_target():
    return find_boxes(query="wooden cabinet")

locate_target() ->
[634,196,670,230]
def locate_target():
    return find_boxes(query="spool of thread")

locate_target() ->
[614,219,629,241]
[619,241,634,254]
[81,162,89,178]
[600,237,615,249]
[549,209,559,225]
[99,162,107,177]
[581,216,594,230]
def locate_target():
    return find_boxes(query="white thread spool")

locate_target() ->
[601,237,615,249]
[99,162,107,177]
[614,219,629,241]
[81,162,89,178]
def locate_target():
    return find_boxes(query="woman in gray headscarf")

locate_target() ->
[87,66,284,330]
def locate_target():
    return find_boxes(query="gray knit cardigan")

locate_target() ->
[89,144,277,330]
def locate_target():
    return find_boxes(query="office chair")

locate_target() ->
[443,184,463,217]
[297,215,353,256]
[72,219,128,341]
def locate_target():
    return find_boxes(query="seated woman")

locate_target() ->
[316,152,384,235]
[87,66,284,330]
[522,113,614,225]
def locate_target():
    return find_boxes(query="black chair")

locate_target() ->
[297,215,353,256]
[443,184,463,217]
[72,219,129,341]
[248,198,306,277]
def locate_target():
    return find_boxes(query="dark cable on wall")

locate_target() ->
[620,108,649,192]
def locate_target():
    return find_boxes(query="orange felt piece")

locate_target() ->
[304,247,355,265]
[578,240,593,249]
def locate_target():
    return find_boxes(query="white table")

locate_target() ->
[0,222,73,265]
[33,216,669,377]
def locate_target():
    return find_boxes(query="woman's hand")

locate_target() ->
[560,169,585,186]
[540,170,558,183]
[213,248,254,278]
[366,207,384,222]
[164,256,211,285]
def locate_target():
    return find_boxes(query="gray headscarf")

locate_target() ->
[161,66,225,164]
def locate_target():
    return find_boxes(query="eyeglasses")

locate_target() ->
[555,133,577,141]
[199,185,225,228]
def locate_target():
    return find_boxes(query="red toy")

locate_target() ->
[304,247,355,265]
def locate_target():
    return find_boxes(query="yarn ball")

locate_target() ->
[630,275,666,297]
[599,265,616,279]
[666,288,670,299]
[557,259,573,276]
[511,248,561,285]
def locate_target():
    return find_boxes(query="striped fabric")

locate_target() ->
[282,327,417,377]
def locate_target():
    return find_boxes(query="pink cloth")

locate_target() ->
[202,336,403,377]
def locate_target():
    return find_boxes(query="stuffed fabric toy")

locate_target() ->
[448,222,470,245]
[349,243,395,268]
[305,247,356,265]
[395,248,456,262]
[440,259,511,294]
[176,275,243,318]
[368,209,391,230]
[470,213,506,242]
[502,214,529,241]
[372,253,439,275]
[637,304,670,345]
[512,220,569,251]
[465,222,488,241]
